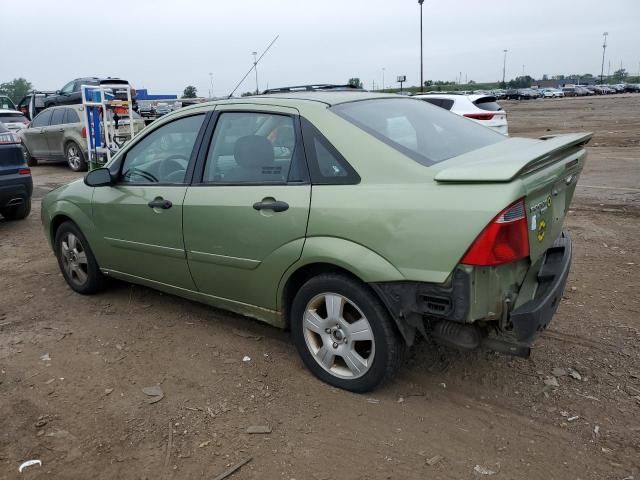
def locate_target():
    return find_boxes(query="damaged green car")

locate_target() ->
[41,91,590,392]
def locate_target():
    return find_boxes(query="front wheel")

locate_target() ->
[291,274,405,392]
[54,221,104,294]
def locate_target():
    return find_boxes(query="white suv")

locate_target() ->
[413,94,508,135]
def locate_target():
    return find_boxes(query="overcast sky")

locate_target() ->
[5,0,639,96]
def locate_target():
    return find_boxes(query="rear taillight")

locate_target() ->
[464,113,495,121]
[461,199,529,266]
[81,127,87,138]
[0,132,20,144]
[19,168,31,175]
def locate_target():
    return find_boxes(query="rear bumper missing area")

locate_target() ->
[509,230,572,344]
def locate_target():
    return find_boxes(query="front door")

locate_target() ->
[23,109,52,158]
[92,113,207,288]
[183,107,311,311]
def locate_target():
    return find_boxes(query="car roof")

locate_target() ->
[0,108,25,114]
[195,91,400,109]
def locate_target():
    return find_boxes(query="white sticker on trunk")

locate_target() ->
[531,214,537,230]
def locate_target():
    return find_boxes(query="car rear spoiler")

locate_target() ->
[433,132,593,183]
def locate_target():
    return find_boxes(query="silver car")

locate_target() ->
[19,105,145,171]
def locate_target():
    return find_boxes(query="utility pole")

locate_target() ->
[502,49,508,86]
[419,0,424,92]
[600,32,608,84]
[252,51,259,95]
[209,72,213,98]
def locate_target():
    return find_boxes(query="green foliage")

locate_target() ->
[240,91,254,97]
[507,76,533,88]
[0,78,33,102]
[612,68,627,82]
[347,78,363,89]
[182,85,197,98]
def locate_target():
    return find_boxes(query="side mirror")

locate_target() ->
[56,90,61,95]
[84,168,113,187]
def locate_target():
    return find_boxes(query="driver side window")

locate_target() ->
[120,114,205,184]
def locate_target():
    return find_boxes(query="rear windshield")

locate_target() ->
[331,98,505,165]
[0,113,28,123]
[473,96,502,112]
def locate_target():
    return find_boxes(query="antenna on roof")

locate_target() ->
[228,35,280,98]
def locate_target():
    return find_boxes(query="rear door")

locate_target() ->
[45,108,66,158]
[22,109,52,158]
[182,106,311,311]
[92,113,207,288]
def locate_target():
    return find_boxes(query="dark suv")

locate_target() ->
[0,123,32,220]
[44,77,137,110]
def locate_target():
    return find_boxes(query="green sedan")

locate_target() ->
[41,91,590,392]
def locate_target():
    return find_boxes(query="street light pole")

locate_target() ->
[252,51,259,95]
[209,72,213,98]
[502,49,508,86]
[419,0,424,92]
[382,67,385,91]
[600,32,608,84]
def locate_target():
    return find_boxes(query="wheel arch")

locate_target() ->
[278,237,410,343]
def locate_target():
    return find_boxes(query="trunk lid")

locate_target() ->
[434,132,591,262]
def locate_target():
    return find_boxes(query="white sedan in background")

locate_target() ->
[413,94,509,135]
[0,109,30,133]
[542,88,564,98]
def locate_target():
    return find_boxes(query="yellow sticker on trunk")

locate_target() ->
[537,219,546,242]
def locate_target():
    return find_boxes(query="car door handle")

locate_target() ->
[253,200,289,212]
[147,197,172,209]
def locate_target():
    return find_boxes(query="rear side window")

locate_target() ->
[202,112,301,184]
[473,97,502,112]
[31,109,52,127]
[50,109,65,126]
[300,118,359,185]
[420,98,454,111]
[332,98,505,165]
[64,108,81,124]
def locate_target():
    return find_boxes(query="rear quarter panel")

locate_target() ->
[299,104,525,284]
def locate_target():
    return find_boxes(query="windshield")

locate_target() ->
[331,98,505,165]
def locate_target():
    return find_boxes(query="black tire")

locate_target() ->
[1,198,31,220]
[22,145,37,166]
[290,274,405,392]
[54,221,104,294]
[65,141,87,172]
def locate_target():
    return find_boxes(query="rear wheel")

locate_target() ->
[65,142,87,172]
[291,274,404,392]
[54,221,104,294]
[1,198,31,220]
[22,145,37,166]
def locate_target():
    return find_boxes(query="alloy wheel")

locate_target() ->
[60,232,88,286]
[67,144,81,170]
[302,293,375,379]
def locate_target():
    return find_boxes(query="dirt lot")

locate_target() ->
[1,95,639,479]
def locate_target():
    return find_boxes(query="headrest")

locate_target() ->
[234,135,274,168]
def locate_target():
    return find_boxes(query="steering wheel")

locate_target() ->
[159,154,189,181]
